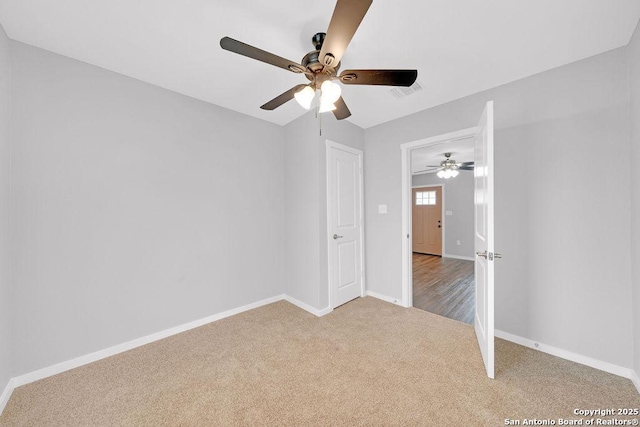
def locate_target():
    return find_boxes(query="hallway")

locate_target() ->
[412,253,475,324]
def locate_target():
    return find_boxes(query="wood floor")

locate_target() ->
[412,253,475,324]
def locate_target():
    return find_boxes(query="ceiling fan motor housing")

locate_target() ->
[312,32,326,50]
[302,33,340,80]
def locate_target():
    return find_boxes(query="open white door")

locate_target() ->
[327,141,364,308]
[474,101,496,379]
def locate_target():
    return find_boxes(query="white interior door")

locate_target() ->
[474,101,495,379]
[327,141,364,308]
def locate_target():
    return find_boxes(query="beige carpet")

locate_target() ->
[1,297,638,426]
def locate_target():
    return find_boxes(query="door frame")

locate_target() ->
[400,127,477,308]
[326,139,365,308]
[411,184,445,256]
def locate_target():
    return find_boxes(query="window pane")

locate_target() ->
[427,191,436,205]
[416,190,437,205]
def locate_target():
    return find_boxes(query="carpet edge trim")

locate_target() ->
[495,329,634,379]
[6,294,286,398]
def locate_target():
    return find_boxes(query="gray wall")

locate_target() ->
[364,47,633,368]
[629,21,640,378]
[10,42,286,376]
[412,172,474,259]
[284,111,364,310]
[0,24,11,392]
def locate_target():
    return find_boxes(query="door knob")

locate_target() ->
[476,251,502,260]
[333,234,343,240]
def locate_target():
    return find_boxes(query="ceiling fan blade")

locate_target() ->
[339,69,418,86]
[458,161,474,166]
[333,96,351,120]
[220,37,307,74]
[414,168,441,175]
[458,166,474,171]
[319,0,373,67]
[260,84,308,111]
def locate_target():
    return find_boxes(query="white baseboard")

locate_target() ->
[2,292,333,413]
[2,292,338,416]
[7,299,635,416]
[443,253,475,261]
[366,290,403,306]
[10,295,285,391]
[631,370,640,395]
[495,330,634,380]
[283,295,332,317]
[0,378,15,415]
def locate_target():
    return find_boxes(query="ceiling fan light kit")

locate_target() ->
[437,168,459,179]
[220,0,417,120]
[294,86,316,110]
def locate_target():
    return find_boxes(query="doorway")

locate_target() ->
[410,150,475,324]
[400,101,496,379]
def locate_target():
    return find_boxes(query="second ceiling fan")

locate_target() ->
[416,153,475,179]
[220,0,418,120]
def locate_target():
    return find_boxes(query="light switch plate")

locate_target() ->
[446,211,453,216]
[378,204,388,214]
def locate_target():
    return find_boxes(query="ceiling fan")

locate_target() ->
[416,153,474,178]
[219,0,418,120]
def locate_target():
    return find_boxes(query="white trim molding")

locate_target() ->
[0,378,15,415]
[366,290,403,306]
[443,254,475,261]
[11,295,285,390]
[631,370,640,395]
[1,293,335,415]
[495,330,635,380]
[283,295,333,317]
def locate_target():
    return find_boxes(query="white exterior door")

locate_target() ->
[327,141,364,308]
[474,101,495,379]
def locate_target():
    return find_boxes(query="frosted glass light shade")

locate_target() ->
[319,99,336,113]
[294,86,315,110]
[437,167,459,179]
[318,95,336,113]
[320,80,341,104]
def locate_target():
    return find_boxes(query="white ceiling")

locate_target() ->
[1,1,639,129]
